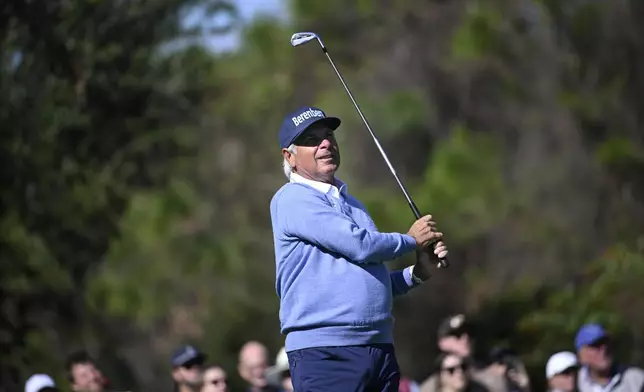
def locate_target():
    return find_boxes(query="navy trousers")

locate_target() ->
[286,344,400,392]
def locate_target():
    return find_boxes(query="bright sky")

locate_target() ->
[186,0,288,52]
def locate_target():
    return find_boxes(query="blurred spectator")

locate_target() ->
[237,341,280,392]
[171,345,207,392]
[545,351,578,392]
[420,314,506,392]
[65,351,107,392]
[201,363,228,392]
[575,324,644,392]
[420,352,488,392]
[488,346,531,392]
[436,315,473,358]
[25,373,58,392]
[265,347,293,392]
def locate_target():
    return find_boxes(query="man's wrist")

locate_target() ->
[410,265,429,284]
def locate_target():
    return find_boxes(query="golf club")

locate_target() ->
[290,32,449,269]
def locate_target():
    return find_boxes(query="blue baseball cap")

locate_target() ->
[575,323,607,350]
[170,345,206,368]
[278,106,341,149]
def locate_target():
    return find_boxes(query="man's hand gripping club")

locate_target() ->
[407,214,449,282]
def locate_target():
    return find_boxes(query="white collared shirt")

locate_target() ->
[289,173,346,200]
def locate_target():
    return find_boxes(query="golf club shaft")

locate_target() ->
[320,48,449,268]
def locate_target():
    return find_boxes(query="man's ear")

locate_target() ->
[171,368,181,382]
[282,148,296,168]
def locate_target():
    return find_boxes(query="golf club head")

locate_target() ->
[290,32,324,48]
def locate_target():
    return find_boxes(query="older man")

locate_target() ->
[269,106,448,392]
[238,341,281,392]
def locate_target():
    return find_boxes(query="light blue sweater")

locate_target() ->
[269,177,420,352]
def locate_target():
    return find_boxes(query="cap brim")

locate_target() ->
[300,117,342,136]
[318,117,341,130]
[287,117,342,148]
[438,326,470,339]
[588,334,609,346]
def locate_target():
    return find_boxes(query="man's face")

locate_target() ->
[283,124,340,183]
[549,367,577,392]
[238,348,269,387]
[172,359,204,388]
[438,329,472,358]
[579,337,612,372]
[71,363,103,392]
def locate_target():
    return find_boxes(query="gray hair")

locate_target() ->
[282,144,297,180]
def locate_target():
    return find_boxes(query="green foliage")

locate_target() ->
[451,2,505,62]
[597,137,644,168]
[86,178,267,326]
[418,125,506,238]
[370,89,433,137]
[0,0,235,390]
[517,241,644,363]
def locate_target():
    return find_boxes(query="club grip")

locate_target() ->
[409,203,449,268]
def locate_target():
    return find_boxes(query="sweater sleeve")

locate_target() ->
[390,267,420,297]
[275,185,417,264]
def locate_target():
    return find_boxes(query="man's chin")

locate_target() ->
[322,162,339,172]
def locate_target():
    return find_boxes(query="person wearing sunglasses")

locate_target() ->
[575,324,644,392]
[425,352,488,392]
[271,106,448,391]
[545,351,578,392]
[201,364,228,392]
[171,345,207,392]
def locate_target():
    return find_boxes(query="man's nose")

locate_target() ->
[319,138,332,148]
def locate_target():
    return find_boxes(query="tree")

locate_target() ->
[0,1,234,390]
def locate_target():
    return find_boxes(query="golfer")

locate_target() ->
[269,106,448,391]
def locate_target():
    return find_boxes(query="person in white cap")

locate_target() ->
[545,351,578,392]
[265,347,292,392]
[25,373,57,392]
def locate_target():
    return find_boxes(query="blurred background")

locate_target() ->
[2,0,644,391]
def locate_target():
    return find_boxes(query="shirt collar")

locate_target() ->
[290,172,348,199]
